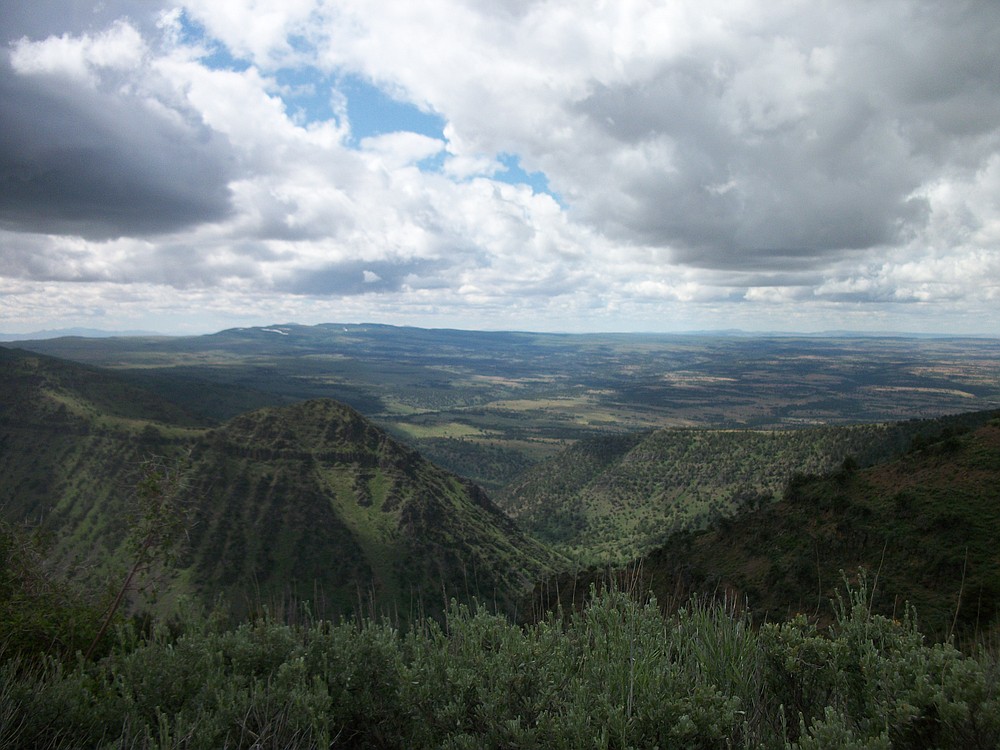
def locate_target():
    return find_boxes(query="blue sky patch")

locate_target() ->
[177,12,249,73]
[497,153,562,203]
[176,14,560,202]
[338,75,446,144]
[418,150,448,173]
[273,67,336,124]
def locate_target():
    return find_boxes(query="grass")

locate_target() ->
[618,420,1000,642]
[389,421,490,439]
[320,467,403,605]
[379,397,428,416]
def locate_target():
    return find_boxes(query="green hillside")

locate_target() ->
[179,400,561,617]
[19,325,1000,496]
[5,344,1000,748]
[0,346,204,431]
[535,418,1000,642]
[0,347,559,620]
[498,412,999,563]
[6,341,1000,638]
[0,346,207,567]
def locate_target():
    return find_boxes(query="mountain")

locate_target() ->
[7,339,999,634]
[0,346,559,619]
[497,411,1000,562]
[0,328,163,341]
[0,345,204,430]
[178,399,560,617]
[14,323,1000,498]
[533,417,1000,641]
[0,346,207,532]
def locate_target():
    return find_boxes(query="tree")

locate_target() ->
[0,519,104,665]
[85,453,192,659]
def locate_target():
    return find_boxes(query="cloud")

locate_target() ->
[180,0,318,68]
[1,0,999,335]
[0,1,169,44]
[360,131,445,169]
[311,1,1000,271]
[282,257,444,295]
[571,67,934,266]
[1,22,236,239]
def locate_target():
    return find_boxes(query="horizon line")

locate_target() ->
[2,322,998,342]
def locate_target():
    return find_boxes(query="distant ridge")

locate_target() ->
[16,322,1000,498]
[671,328,996,339]
[0,327,164,341]
[7,321,997,342]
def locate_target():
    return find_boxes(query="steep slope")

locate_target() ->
[0,345,204,430]
[498,411,999,562]
[0,346,207,542]
[495,431,648,548]
[0,348,560,619]
[180,400,561,617]
[625,418,1000,641]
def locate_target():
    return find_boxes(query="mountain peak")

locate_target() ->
[215,398,415,467]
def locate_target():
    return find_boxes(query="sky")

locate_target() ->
[1,0,999,335]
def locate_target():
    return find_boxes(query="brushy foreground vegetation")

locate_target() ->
[3,576,998,749]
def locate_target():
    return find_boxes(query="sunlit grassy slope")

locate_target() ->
[0,346,210,575]
[180,399,561,618]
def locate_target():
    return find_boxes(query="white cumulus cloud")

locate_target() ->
[1,0,999,335]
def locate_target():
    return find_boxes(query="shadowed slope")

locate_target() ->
[629,418,1000,641]
[499,412,999,562]
[182,399,560,617]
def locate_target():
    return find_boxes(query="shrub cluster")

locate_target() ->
[2,579,998,749]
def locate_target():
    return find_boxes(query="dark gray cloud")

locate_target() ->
[0,58,236,239]
[0,229,267,287]
[0,1,237,240]
[0,0,167,44]
[567,0,1000,272]
[574,68,929,269]
[0,232,106,282]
